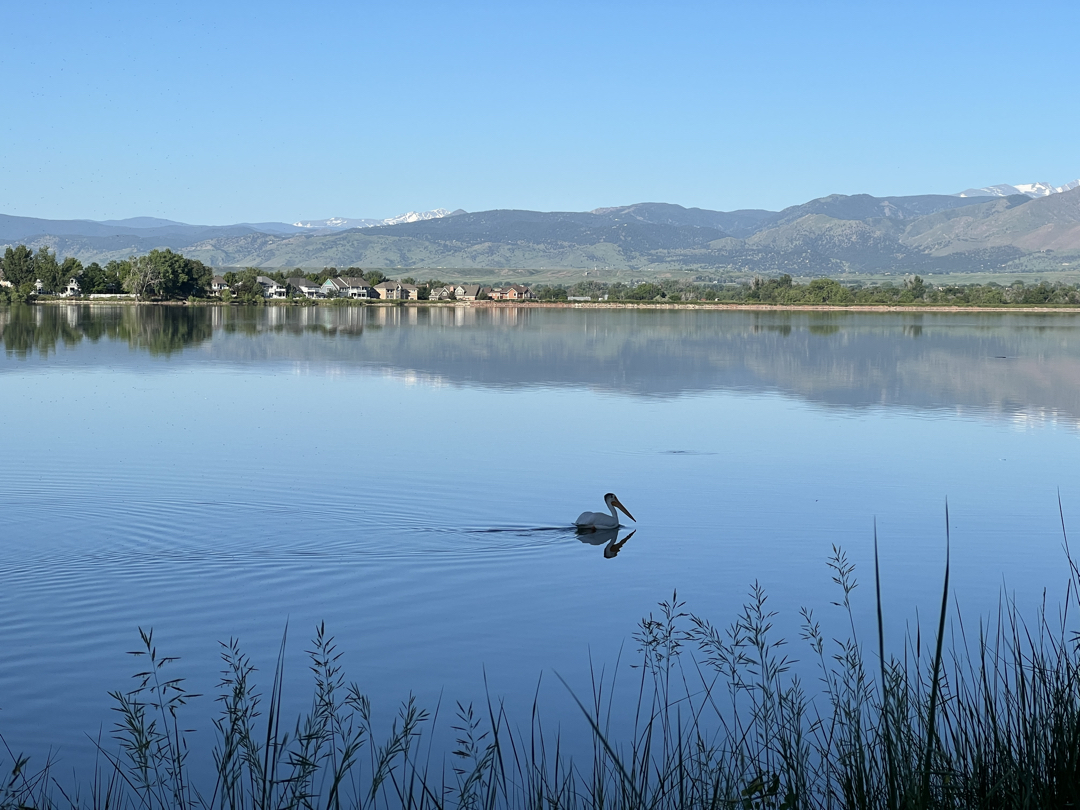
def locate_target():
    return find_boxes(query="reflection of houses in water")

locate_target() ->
[265,306,287,328]
[489,306,528,327]
[293,305,367,335]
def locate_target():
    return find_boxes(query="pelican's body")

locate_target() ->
[575,492,635,530]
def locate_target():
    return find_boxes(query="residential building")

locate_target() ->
[489,285,535,300]
[338,277,375,299]
[374,281,407,299]
[321,278,349,297]
[287,277,324,298]
[429,285,455,301]
[257,276,288,298]
[454,284,482,301]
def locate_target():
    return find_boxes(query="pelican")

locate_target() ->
[575,493,635,530]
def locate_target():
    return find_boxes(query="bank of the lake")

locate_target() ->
[28,297,1080,313]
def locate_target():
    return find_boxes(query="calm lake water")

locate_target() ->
[1,303,1079,775]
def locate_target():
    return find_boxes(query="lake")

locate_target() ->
[1,303,1078,778]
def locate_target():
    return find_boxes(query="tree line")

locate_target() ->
[529,274,1080,306]
[0,245,211,303]
[5,243,1080,307]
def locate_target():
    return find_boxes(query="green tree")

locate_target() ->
[105,260,130,292]
[1,245,36,287]
[363,269,387,286]
[60,257,84,294]
[804,278,853,304]
[119,250,212,299]
[122,254,165,299]
[233,268,265,304]
[626,283,664,300]
[534,284,568,301]
[81,262,122,294]
[33,247,63,294]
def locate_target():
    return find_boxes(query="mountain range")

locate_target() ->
[955,180,1080,198]
[3,181,1080,279]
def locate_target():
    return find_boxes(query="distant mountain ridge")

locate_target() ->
[292,209,464,231]
[955,179,1080,198]
[4,183,1080,277]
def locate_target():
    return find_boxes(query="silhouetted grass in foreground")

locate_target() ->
[3,513,1080,809]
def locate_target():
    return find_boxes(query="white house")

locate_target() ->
[286,277,324,298]
[338,277,375,298]
[257,276,287,298]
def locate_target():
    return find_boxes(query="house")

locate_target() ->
[489,284,534,301]
[320,278,348,297]
[210,276,230,295]
[374,281,407,299]
[61,278,81,297]
[401,283,420,301]
[287,277,324,298]
[257,276,287,298]
[454,284,482,301]
[428,285,455,301]
[505,284,534,300]
[339,277,375,299]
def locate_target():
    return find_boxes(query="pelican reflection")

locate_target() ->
[577,527,636,559]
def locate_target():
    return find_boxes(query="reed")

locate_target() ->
[3,521,1079,810]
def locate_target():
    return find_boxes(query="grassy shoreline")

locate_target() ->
[27,298,1080,314]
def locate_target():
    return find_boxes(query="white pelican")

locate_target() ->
[575,493,635,530]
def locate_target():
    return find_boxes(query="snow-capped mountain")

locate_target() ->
[293,209,460,230]
[955,179,1080,198]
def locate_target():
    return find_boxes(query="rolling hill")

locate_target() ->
[5,187,1080,277]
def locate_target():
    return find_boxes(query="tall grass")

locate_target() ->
[3,524,1079,809]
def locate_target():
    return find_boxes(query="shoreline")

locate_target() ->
[26,298,1080,314]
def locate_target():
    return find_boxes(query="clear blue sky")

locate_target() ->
[2,0,1077,224]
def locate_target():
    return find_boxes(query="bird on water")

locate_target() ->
[575,493,635,530]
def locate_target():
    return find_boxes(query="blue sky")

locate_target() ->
[2,0,1077,223]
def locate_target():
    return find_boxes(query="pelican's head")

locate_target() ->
[604,492,636,522]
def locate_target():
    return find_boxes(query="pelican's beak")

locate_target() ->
[612,497,635,522]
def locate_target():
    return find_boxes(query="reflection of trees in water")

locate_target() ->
[0,305,84,358]
[0,305,212,358]
[7,305,1080,423]
[120,306,213,355]
[217,305,368,338]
